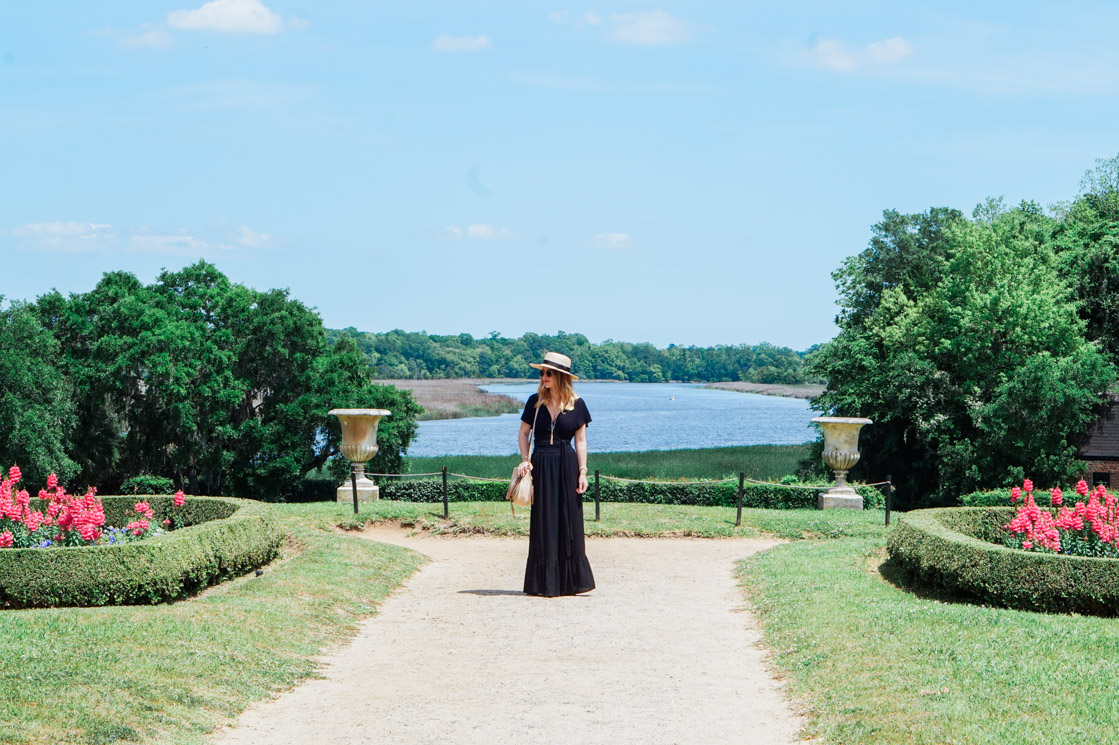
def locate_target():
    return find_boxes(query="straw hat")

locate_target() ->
[530,351,578,379]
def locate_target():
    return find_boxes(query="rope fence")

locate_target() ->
[353,467,896,526]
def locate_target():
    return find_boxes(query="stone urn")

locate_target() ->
[329,409,391,506]
[811,416,873,510]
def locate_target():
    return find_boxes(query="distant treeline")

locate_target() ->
[327,328,820,384]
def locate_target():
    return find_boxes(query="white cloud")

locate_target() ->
[120,28,175,49]
[507,72,606,91]
[166,80,313,110]
[589,232,632,249]
[806,36,914,72]
[13,221,111,237]
[168,0,286,34]
[806,39,856,71]
[444,224,521,240]
[467,224,518,239]
[608,10,691,45]
[9,222,115,252]
[236,225,271,246]
[867,37,914,65]
[128,233,229,255]
[549,9,693,45]
[432,34,491,52]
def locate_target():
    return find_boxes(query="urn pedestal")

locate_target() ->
[329,409,391,508]
[811,416,873,510]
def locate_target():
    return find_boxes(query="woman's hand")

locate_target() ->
[517,460,532,478]
[577,472,588,494]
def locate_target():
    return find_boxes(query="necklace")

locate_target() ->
[548,399,564,444]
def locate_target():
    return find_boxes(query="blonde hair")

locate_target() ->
[536,369,577,411]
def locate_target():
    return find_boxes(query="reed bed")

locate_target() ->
[379,378,525,421]
[404,444,811,482]
[702,381,824,399]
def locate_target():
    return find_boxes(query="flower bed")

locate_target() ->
[0,494,283,608]
[1,466,194,548]
[887,506,1119,615]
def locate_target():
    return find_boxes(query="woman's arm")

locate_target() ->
[517,421,532,477]
[574,424,588,494]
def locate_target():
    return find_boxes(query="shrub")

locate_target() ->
[957,489,1008,507]
[372,479,884,510]
[887,507,1119,615]
[120,474,176,495]
[0,496,282,608]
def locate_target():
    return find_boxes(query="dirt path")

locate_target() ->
[210,528,809,745]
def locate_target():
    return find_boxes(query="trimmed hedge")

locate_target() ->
[0,496,283,608]
[957,489,1011,507]
[887,507,1119,615]
[373,479,885,510]
[119,474,177,495]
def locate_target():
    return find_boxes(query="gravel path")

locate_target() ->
[210,528,809,745]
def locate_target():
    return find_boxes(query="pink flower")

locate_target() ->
[134,501,154,519]
[1011,486,1022,504]
[1023,479,1034,493]
[46,473,58,490]
[173,491,185,507]
[162,519,171,527]
[1077,480,1090,497]
[1023,540,1033,550]
[0,531,12,548]
[1051,487,1063,506]
[7,465,20,484]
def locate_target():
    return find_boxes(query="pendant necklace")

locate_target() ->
[549,401,561,445]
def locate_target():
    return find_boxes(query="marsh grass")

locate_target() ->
[380,378,523,420]
[405,444,811,482]
[739,535,1119,745]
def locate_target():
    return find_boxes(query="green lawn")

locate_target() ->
[0,510,423,745]
[739,531,1119,745]
[4,501,1116,745]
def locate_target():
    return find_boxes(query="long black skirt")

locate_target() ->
[524,443,595,596]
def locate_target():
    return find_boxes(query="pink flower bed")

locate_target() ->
[1004,478,1119,558]
[0,465,188,549]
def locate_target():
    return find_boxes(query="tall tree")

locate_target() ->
[812,205,1114,505]
[0,299,78,486]
[37,262,419,499]
[1053,155,1119,362]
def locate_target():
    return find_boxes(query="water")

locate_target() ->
[409,382,816,456]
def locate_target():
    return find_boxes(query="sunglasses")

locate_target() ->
[539,369,554,378]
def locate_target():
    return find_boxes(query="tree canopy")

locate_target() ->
[31,262,419,499]
[812,189,1118,506]
[0,299,78,487]
[330,328,815,384]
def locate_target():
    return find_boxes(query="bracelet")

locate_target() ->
[579,467,588,473]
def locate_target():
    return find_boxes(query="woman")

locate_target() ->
[516,352,595,597]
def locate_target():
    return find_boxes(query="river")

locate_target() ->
[408,382,817,456]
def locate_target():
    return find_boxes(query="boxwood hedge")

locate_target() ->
[374,479,884,510]
[0,496,283,608]
[887,507,1119,615]
[957,489,1011,507]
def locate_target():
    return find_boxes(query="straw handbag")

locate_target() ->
[506,405,540,514]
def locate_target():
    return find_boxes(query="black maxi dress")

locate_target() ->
[522,393,596,597]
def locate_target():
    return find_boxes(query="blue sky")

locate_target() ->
[4,1,1119,350]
